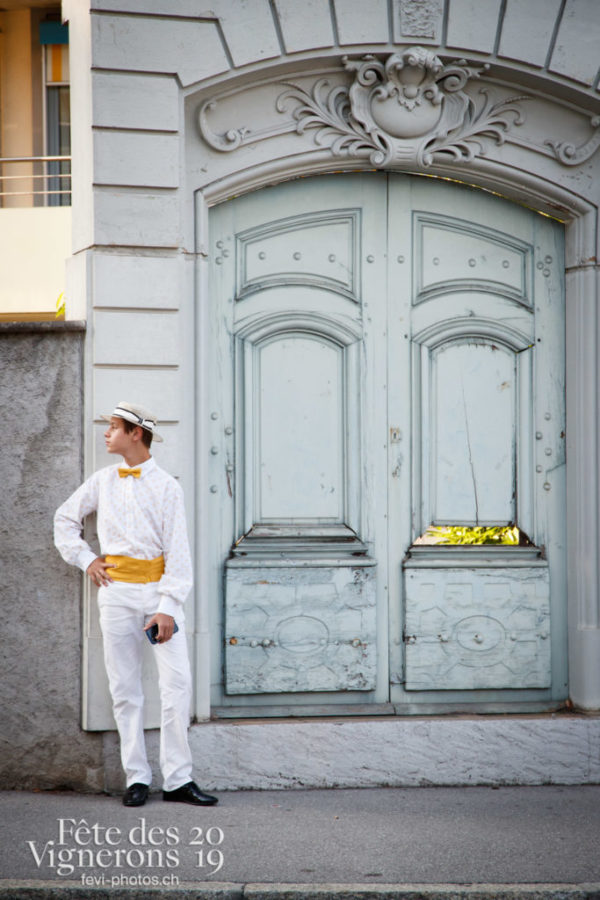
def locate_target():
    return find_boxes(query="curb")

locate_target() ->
[1,882,600,900]
[245,887,600,900]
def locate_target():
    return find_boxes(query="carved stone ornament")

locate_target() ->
[545,114,600,166]
[276,50,527,167]
[198,48,528,168]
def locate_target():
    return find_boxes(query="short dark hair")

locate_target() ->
[122,418,153,448]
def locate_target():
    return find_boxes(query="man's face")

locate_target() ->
[104,416,136,457]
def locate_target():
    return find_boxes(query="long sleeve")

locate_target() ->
[54,475,100,573]
[156,478,194,618]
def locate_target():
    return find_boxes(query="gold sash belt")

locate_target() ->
[105,554,165,584]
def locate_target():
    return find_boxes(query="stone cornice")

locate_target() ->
[0,320,87,335]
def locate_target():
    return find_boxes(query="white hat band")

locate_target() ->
[113,405,157,432]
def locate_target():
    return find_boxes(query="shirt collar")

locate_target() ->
[138,456,155,478]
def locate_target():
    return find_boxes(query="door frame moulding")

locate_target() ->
[199,152,594,240]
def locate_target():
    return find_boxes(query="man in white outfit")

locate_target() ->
[54,401,217,808]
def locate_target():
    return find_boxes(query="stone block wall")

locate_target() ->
[0,323,104,791]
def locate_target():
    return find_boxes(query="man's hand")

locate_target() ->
[87,556,116,587]
[144,613,175,644]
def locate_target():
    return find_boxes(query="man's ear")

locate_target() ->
[132,425,144,442]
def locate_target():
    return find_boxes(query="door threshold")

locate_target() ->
[211,700,567,720]
[212,703,396,719]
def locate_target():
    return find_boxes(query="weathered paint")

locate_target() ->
[404,564,551,690]
[225,563,377,694]
[209,173,565,711]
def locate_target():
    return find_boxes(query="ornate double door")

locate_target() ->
[206,172,566,715]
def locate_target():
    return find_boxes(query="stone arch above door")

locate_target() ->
[79,1,600,110]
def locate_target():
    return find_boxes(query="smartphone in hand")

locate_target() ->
[145,621,179,644]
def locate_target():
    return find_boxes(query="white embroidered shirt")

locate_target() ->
[54,456,193,617]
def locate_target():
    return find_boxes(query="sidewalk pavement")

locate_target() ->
[1,785,600,899]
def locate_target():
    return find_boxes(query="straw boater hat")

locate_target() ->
[100,401,163,442]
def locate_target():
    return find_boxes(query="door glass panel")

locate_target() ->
[433,339,515,525]
[257,333,344,523]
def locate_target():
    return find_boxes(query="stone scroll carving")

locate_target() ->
[198,48,527,168]
[198,101,251,153]
[545,114,600,166]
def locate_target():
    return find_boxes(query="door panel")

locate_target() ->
[237,210,361,302]
[393,177,563,703]
[206,173,565,713]
[225,562,377,694]
[414,214,532,307]
[209,174,389,707]
[432,339,517,525]
[256,333,345,523]
[404,562,551,689]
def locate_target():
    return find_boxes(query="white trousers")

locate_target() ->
[97,582,193,791]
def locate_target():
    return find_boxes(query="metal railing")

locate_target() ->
[0,155,71,205]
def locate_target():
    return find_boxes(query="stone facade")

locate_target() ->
[0,323,104,790]
[4,0,596,789]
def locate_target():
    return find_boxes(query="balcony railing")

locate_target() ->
[0,155,71,206]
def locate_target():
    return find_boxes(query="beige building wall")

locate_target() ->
[0,9,35,206]
[0,4,71,320]
[0,207,71,314]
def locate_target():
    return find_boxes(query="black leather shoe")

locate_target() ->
[163,781,218,806]
[123,783,149,807]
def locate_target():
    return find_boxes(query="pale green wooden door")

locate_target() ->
[206,173,566,715]
[385,178,565,708]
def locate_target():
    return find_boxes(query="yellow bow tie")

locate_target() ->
[118,467,141,478]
